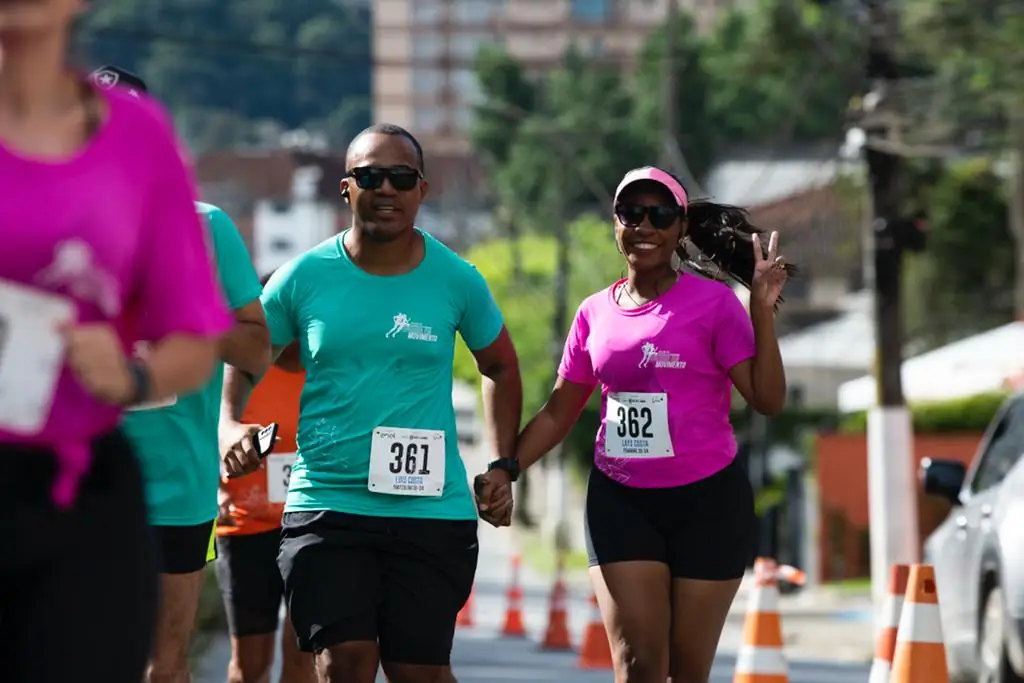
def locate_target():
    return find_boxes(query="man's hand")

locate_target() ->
[474,470,513,527]
[220,421,263,479]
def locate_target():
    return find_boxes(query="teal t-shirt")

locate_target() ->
[122,202,262,526]
[261,229,503,520]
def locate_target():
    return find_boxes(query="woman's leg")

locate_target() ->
[666,459,755,683]
[591,562,672,683]
[585,467,674,683]
[667,577,742,683]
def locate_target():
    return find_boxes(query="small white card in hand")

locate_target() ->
[0,280,75,435]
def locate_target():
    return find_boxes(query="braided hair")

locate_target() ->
[666,172,799,299]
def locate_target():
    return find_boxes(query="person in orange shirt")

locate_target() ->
[214,272,313,683]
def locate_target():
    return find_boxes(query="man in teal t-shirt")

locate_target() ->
[219,124,522,679]
[122,201,268,683]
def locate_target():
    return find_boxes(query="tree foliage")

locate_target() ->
[453,215,623,417]
[904,159,1014,345]
[78,0,372,151]
[469,0,861,231]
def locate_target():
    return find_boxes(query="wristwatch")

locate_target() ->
[487,457,521,482]
[123,359,152,406]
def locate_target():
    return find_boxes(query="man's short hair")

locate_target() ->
[346,123,425,173]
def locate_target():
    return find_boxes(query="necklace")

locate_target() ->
[615,272,679,309]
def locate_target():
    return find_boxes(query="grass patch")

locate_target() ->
[827,576,872,593]
[516,527,590,576]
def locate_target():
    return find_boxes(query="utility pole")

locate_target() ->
[861,0,919,617]
[545,158,571,556]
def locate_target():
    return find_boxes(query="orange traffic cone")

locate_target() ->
[501,555,527,638]
[577,592,613,670]
[870,564,910,683]
[890,564,949,683]
[733,557,796,683]
[541,557,573,651]
[456,586,475,628]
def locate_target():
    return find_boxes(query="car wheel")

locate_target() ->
[978,586,1024,683]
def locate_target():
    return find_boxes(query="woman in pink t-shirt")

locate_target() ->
[0,4,231,683]
[477,167,794,683]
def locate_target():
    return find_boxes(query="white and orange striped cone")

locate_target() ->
[501,555,527,638]
[733,557,805,683]
[890,564,949,683]
[456,585,475,628]
[869,564,910,683]
[577,592,613,670]
[541,557,573,651]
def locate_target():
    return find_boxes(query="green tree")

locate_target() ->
[632,12,715,181]
[78,0,373,151]
[702,1,863,148]
[904,0,1024,316]
[904,159,1014,345]
[486,46,654,227]
[453,214,623,418]
[470,46,539,278]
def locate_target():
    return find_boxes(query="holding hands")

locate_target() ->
[474,468,514,528]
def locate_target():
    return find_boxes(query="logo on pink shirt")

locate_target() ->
[638,341,686,369]
[35,239,121,317]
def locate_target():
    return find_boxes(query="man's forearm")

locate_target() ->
[219,321,271,376]
[480,363,522,462]
[220,344,286,422]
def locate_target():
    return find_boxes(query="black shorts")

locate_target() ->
[278,511,478,665]
[584,458,755,580]
[153,519,216,574]
[0,431,158,683]
[215,529,284,637]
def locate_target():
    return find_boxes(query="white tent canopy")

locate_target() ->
[837,321,1024,413]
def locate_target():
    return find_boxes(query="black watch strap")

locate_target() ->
[124,359,152,406]
[487,458,520,482]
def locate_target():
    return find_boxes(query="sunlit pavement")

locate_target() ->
[195,520,871,683]
[195,440,870,682]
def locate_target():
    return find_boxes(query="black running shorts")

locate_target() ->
[153,519,216,574]
[215,529,284,637]
[585,458,756,580]
[278,511,478,665]
[0,431,158,683]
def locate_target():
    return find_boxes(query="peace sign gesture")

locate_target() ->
[751,231,788,309]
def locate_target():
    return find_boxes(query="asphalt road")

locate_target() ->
[194,522,871,683]
[196,610,870,683]
[195,437,870,682]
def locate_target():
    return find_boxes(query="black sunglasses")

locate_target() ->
[614,202,684,230]
[347,165,423,192]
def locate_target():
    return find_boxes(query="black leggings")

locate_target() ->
[585,458,756,579]
[0,431,158,682]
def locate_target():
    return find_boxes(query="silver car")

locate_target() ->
[921,392,1024,683]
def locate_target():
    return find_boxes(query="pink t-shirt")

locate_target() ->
[0,83,232,503]
[558,274,756,488]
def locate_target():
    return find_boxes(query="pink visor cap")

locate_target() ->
[613,166,689,210]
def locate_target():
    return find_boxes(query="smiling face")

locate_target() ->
[613,180,686,273]
[341,132,429,243]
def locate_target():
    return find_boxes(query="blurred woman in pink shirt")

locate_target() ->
[0,3,231,682]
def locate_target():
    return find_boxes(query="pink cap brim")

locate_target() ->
[613,167,688,210]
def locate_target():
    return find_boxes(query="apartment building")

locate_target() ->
[373,0,747,157]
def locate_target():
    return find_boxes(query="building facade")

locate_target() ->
[373,0,747,157]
